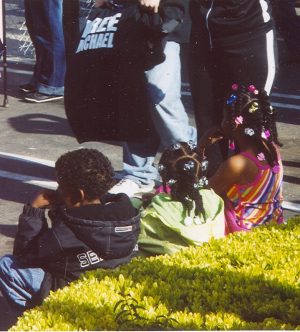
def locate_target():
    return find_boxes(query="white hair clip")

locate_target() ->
[167,178,177,186]
[187,140,197,150]
[183,160,195,171]
[170,143,181,151]
[158,164,165,172]
[244,128,255,136]
[201,160,208,172]
[193,176,208,190]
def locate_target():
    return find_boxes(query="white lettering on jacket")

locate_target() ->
[77,250,103,268]
[76,13,122,53]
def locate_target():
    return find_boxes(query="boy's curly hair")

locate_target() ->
[55,148,114,200]
[158,142,209,220]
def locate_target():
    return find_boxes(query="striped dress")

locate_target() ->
[225,151,284,234]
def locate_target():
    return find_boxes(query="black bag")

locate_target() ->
[64,2,167,143]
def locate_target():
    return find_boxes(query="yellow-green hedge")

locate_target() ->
[11,217,300,331]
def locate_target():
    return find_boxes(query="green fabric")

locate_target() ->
[138,189,225,255]
[130,197,143,210]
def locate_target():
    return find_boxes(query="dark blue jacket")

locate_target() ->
[13,193,140,306]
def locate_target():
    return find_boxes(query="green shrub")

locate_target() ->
[11,217,300,331]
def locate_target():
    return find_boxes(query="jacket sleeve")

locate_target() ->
[13,204,49,256]
[14,206,84,264]
[159,0,186,23]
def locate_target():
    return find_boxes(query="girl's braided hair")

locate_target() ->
[158,141,209,221]
[226,84,282,167]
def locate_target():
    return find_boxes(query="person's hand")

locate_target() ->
[198,126,224,155]
[200,126,224,145]
[94,0,107,8]
[139,0,160,13]
[31,189,60,209]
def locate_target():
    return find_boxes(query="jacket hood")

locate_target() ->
[58,194,141,260]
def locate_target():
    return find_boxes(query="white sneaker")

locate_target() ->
[109,179,155,197]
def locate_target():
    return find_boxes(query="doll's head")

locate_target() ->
[222,84,281,166]
[55,148,114,207]
[158,141,209,225]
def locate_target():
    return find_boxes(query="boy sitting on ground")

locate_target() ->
[0,148,140,311]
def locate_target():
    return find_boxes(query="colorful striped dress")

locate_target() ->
[225,151,284,234]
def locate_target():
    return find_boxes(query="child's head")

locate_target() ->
[55,148,114,207]
[222,84,281,165]
[158,141,209,223]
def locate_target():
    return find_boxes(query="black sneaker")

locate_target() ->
[18,83,37,93]
[25,92,63,103]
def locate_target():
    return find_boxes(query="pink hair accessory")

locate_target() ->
[155,185,171,194]
[234,115,243,125]
[231,83,239,91]
[261,129,271,140]
[248,85,256,93]
[272,164,280,174]
[229,140,235,151]
[257,152,265,161]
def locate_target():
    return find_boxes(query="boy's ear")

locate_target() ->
[79,189,85,202]
[70,189,85,205]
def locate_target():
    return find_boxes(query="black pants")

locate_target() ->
[190,29,278,136]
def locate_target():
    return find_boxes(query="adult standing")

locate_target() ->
[110,0,197,197]
[19,0,66,103]
[189,0,278,166]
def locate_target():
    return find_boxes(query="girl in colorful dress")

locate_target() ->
[205,84,284,233]
[138,141,225,255]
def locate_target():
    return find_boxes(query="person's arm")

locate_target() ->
[208,154,248,197]
[197,126,224,158]
[13,190,60,256]
[139,0,184,26]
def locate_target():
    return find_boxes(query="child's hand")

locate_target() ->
[139,0,160,13]
[31,189,60,209]
[94,0,107,7]
[199,126,224,148]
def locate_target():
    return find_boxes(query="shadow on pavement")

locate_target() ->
[0,177,49,205]
[283,175,300,185]
[276,109,300,125]
[8,113,74,136]
[283,160,300,168]
[0,225,17,239]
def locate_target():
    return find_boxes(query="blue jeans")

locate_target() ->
[122,41,197,185]
[24,0,66,95]
[0,255,45,308]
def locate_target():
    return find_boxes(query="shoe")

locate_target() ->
[109,179,155,197]
[25,92,63,103]
[18,83,36,93]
